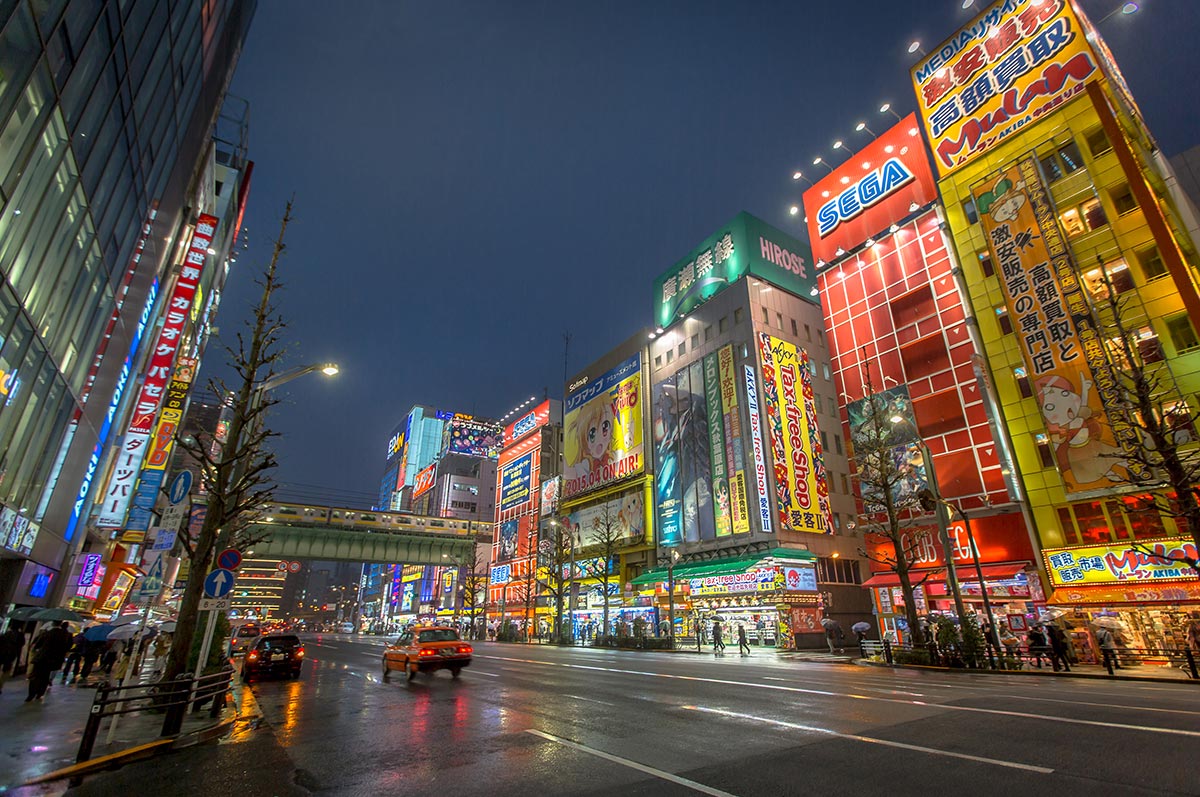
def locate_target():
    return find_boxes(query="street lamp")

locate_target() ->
[664,548,681,649]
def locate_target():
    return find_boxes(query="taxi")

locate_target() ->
[382,625,472,681]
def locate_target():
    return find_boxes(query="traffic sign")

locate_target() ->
[161,503,187,529]
[199,597,231,611]
[288,561,302,574]
[150,527,177,552]
[203,568,235,599]
[136,554,166,599]
[217,548,242,571]
[276,561,288,572]
[168,471,193,505]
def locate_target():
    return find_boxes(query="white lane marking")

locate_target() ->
[525,729,739,797]
[683,706,1053,773]
[481,654,1200,738]
[994,694,1200,716]
[565,694,616,707]
[761,675,924,697]
[472,670,501,678]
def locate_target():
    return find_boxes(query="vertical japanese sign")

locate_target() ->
[125,357,197,532]
[703,353,732,538]
[653,376,683,546]
[97,215,215,527]
[743,365,773,533]
[719,346,750,534]
[911,0,1100,176]
[973,158,1147,495]
[756,334,832,534]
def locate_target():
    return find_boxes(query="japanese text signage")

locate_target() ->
[974,157,1146,496]
[498,452,534,512]
[802,116,938,263]
[743,365,773,533]
[564,353,643,499]
[1043,538,1199,587]
[688,569,777,597]
[97,215,215,527]
[756,335,832,534]
[703,353,732,538]
[412,463,437,499]
[652,212,816,328]
[912,0,1100,176]
[719,346,750,535]
[126,359,197,532]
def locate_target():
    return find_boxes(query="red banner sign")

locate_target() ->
[865,511,1035,573]
[412,463,437,499]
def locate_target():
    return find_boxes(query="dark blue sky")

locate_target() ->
[221,0,1199,504]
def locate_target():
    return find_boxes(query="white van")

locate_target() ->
[339,622,355,634]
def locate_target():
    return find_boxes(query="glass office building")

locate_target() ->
[0,0,255,608]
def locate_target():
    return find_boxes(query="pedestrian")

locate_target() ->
[712,619,725,654]
[737,624,751,655]
[0,624,24,693]
[1095,625,1122,670]
[1026,626,1049,669]
[61,630,86,684]
[824,618,844,653]
[26,621,72,702]
[1046,624,1072,672]
[100,641,119,676]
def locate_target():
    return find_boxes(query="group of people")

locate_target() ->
[1019,623,1075,671]
[710,619,752,655]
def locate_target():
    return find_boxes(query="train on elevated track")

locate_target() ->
[258,503,489,537]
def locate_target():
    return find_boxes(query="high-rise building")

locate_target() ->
[0,0,255,611]
[915,0,1200,653]
[378,405,501,511]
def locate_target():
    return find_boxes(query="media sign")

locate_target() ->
[564,353,643,499]
[498,452,533,513]
[412,463,437,499]
[911,0,1101,176]
[1043,538,1199,587]
[802,116,937,263]
[743,366,772,533]
[503,399,553,447]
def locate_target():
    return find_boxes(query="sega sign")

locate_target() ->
[490,564,512,585]
[802,115,938,264]
[503,399,553,447]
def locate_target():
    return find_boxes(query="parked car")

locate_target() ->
[242,634,304,682]
[230,623,261,656]
[382,626,472,681]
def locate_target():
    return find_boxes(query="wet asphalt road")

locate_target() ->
[64,634,1200,796]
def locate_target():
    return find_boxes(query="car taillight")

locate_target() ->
[247,652,259,661]
[418,648,437,657]
[457,645,472,654]
[295,647,305,658]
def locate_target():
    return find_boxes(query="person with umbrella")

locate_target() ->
[0,623,24,693]
[821,617,844,654]
[1046,623,1072,672]
[27,620,73,702]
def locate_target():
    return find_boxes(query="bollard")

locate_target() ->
[76,688,108,763]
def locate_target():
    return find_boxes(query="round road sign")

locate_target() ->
[276,561,288,572]
[288,560,302,573]
[217,548,242,571]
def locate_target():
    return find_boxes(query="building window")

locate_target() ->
[834,434,843,455]
[742,343,750,359]
[1060,197,1108,236]
[1041,140,1085,181]
[1130,326,1164,364]
[1081,258,1134,301]
[813,394,821,414]
[691,333,699,350]
[776,311,784,329]
[1039,151,1063,182]
[820,431,828,451]
[996,306,1013,335]
[791,318,798,336]
[761,306,769,324]
[804,323,812,341]
[1137,246,1167,280]
[841,474,851,495]
[817,329,825,347]
[733,307,744,325]
[1166,313,1200,353]
[720,316,729,333]
[1086,128,1112,158]
[655,355,662,368]
[817,557,862,585]
[1111,184,1138,215]
[1035,433,1055,468]
[1015,366,1033,398]
[822,363,831,381]
[832,513,841,531]
[979,252,995,278]
[666,349,673,364]
[962,197,979,225]
[678,342,686,357]
[704,325,713,342]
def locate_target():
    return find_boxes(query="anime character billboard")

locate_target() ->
[563,353,644,499]
[973,156,1149,496]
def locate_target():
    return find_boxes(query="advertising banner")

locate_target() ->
[652,212,816,329]
[718,346,750,534]
[539,476,560,517]
[412,462,437,499]
[97,215,215,527]
[563,487,646,551]
[802,115,937,263]
[974,156,1147,495]
[496,515,535,563]
[688,361,716,541]
[498,452,533,513]
[846,386,929,506]
[703,353,732,538]
[688,569,777,597]
[443,416,502,459]
[865,511,1035,573]
[652,377,684,546]
[563,353,643,498]
[127,358,197,532]
[912,0,1100,176]
[756,334,832,534]
[504,399,553,447]
[1043,538,1199,587]
[743,366,773,533]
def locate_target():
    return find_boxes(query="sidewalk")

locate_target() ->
[858,657,1198,682]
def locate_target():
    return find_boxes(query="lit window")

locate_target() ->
[996,306,1013,335]
[1166,313,1200,353]
[1035,433,1055,469]
[1138,247,1167,280]
[1081,259,1134,301]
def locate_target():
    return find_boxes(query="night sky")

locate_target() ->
[219,0,1199,505]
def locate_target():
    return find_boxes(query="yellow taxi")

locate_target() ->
[382,626,472,681]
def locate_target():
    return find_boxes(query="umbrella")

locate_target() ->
[820,617,838,629]
[107,624,143,640]
[7,606,43,621]
[109,614,143,626]
[1092,617,1125,629]
[31,607,84,622]
[851,621,872,633]
[83,624,115,642]
[1039,607,1067,620]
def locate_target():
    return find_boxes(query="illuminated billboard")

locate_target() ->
[1043,538,1199,587]
[846,386,929,506]
[563,486,647,551]
[802,116,938,263]
[498,451,534,513]
[442,415,502,459]
[412,463,437,499]
[563,353,643,499]
[504,399,553,447]
[912,0,1100,176]
[757,334,832,534]
[652,212,816,329]
[973,156,1148,496]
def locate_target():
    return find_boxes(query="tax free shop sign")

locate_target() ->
[652,212,818,329]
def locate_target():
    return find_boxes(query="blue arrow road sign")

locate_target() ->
[168,471,193,505]
[203,568,235,599]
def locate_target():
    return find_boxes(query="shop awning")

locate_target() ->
[862,563,1029,589]
[1048,581,1200,605]
[629,547,816,586]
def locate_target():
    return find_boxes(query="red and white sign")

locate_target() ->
[288,561,302,574]
[503,399,553,447]
[412,463,437,499]
[802,115,937,264]
[277,561,288,572]
[865,511,1035,573]
[97,215,216,527]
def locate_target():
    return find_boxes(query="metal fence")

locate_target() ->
[77,668,234,763]
[859,639,1199,679]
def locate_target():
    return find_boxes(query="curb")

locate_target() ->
[855,658,1200,685]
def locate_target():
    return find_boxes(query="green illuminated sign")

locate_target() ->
[651,212,817,328]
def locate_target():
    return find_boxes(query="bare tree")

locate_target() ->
[1089,267,1200,573]
[579,500,627,643]
[850,379,934,648]
[459,545,491,640]
[539,519,574,644]
[163,203,292,679]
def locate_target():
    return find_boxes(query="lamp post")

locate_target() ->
[937,499,1001,666]
[659,548,681,649]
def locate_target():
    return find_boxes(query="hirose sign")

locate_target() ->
[911,0,1102,176]
[802,115,938,264]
